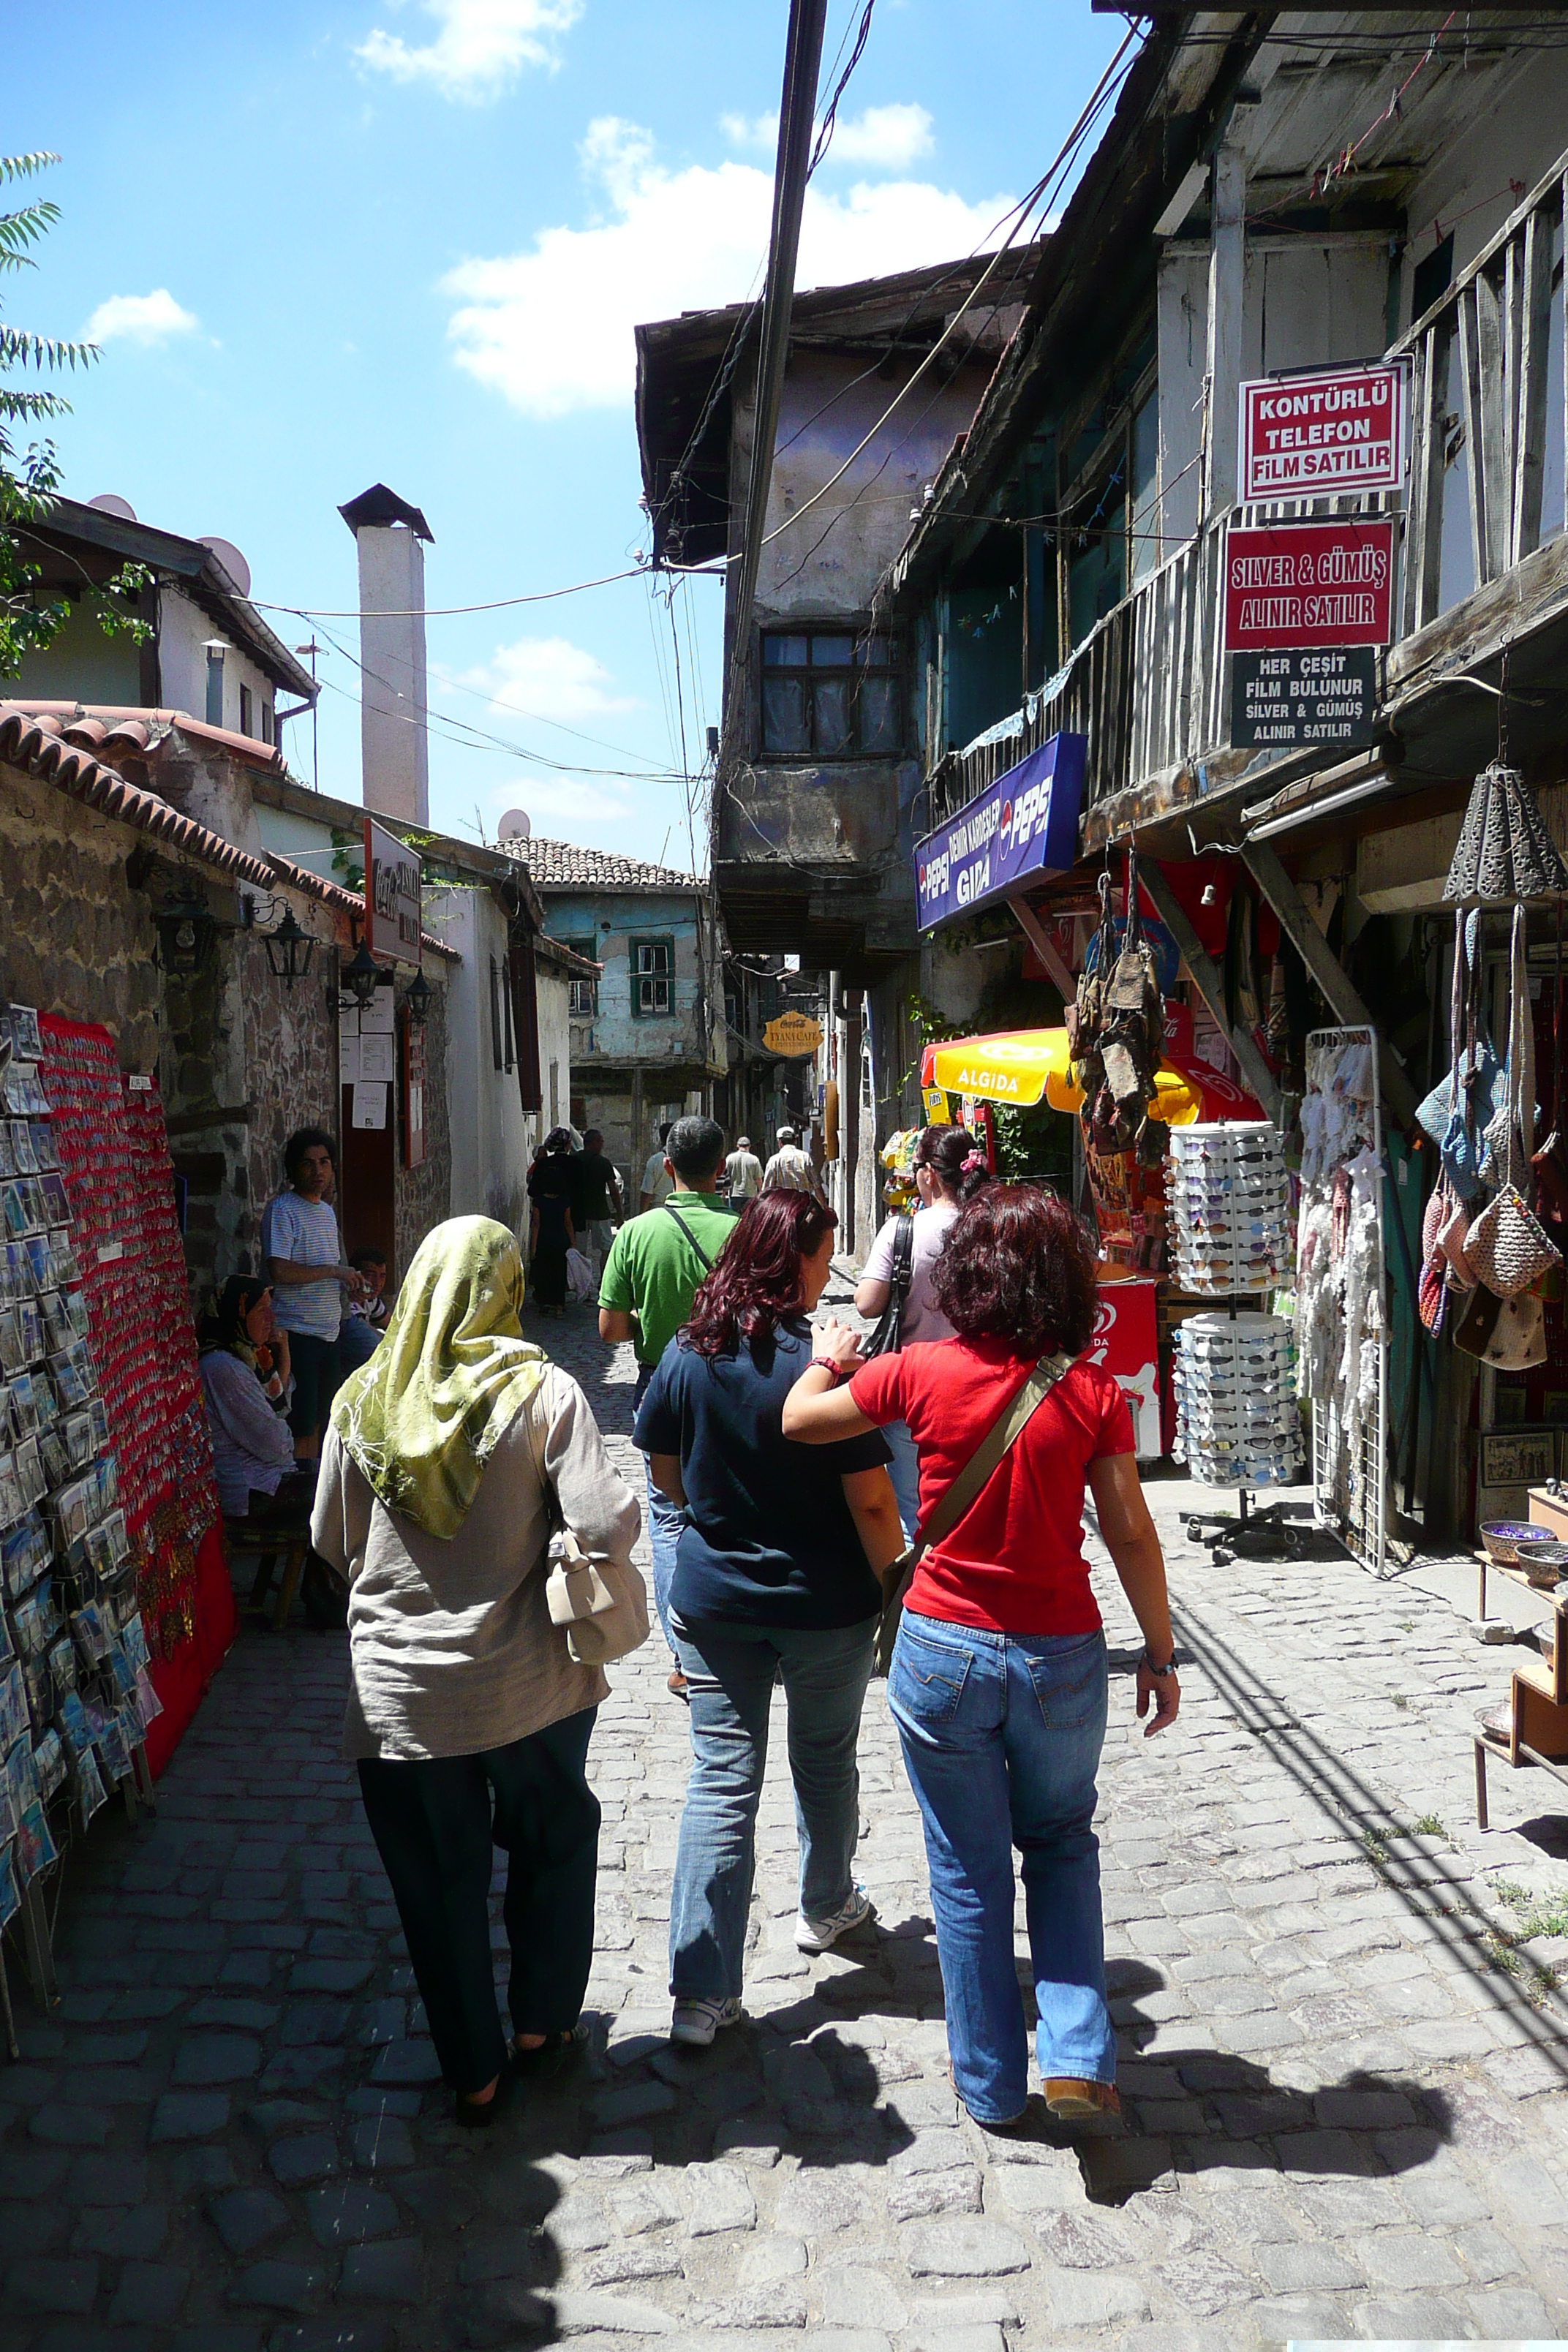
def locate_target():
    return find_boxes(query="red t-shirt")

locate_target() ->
[849,1338,1134,1635]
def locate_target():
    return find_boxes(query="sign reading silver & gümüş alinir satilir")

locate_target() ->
[1223,516,1395,651]
[1231,647,1379,751]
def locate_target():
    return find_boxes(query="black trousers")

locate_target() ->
[357,1707,600,2095]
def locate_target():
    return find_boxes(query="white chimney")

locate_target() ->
[339,483,432,825]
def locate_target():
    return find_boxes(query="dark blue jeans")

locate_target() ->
[890,1612,1113,2122]
[633,1362,682,1657]
[357,1707,600,2095]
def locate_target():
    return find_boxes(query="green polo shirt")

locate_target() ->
[600,1193,739,1368]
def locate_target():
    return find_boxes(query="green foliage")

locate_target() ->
[0,151,151,682]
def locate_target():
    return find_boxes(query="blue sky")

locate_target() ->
[7,0,1125,867]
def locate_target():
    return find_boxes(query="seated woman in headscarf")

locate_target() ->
[199,1276,311,1524]
[312,1215,641,2127]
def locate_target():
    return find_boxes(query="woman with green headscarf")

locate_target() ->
[312,1215,641,2126]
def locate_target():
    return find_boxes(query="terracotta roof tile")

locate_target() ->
[500,835,704,892]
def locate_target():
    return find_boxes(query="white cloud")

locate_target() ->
[356,0,581,99]
[486,774,630,825]
[444,117,1010,418]
[82,289,199,347]
[453,633,638,725]
[722,100,933,171]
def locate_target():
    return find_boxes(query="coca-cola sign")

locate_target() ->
[1223,517,1395,652]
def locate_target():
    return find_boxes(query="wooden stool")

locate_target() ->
[1474,1597,1568,1830]
[225,1516,312,1632]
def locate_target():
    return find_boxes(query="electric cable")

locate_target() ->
[247,559,725,623]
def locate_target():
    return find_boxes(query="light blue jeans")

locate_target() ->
[882,1420,921,1543]
[633,1363,682,1658]
[890,1610,1114,2122]
[669,1618,876,2001]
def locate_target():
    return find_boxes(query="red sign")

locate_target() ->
[1088,1278,1161,1457]
[1223,517,1395,651]
[1240,363,1406,500]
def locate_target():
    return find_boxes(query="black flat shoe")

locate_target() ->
[453,2062,519,2129]
[511,2025,584,2081]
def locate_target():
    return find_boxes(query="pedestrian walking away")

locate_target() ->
[639,1121,676,1211]
[312,1215,641,2125]
[572,1126,624,1281]
[528,1126,577,1315]
[724,1135,763,1202]
[634,1188,904,2048]
[856,1123,991,1539]
[785,1183,1180,2130]
[598,1115,738,1695]
[761,1124,822,1198]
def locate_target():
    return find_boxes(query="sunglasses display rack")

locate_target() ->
[1172,1311,1303,1490]
[0,1006,177,2023]
[1166,1122,1292,1294]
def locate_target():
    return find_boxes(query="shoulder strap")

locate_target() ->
[912,1352,1074,1561]
[662,1198,715,1275]
[889,1212,914,1297]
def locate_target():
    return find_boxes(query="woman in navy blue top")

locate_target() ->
[633,1189,902,2048]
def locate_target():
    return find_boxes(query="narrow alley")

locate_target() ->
[1,1285,1565,2352]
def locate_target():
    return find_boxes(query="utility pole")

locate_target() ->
[718,0,830,764]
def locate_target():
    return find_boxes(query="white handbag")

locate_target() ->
[525,1406,650,1667]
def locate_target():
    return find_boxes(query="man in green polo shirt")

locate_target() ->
[599,1115,737,1694]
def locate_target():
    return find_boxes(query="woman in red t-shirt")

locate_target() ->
[783,1185,1180,2132]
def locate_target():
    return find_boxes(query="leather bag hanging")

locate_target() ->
[1416,909,1503,1197]
[863,1213,913,1360]
[1466,907,1561,1298]
[874,1352,1071,1677]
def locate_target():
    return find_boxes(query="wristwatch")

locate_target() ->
[1141,1651,1177,1678]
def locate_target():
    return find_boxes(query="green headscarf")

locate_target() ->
[330,1215,547,1539]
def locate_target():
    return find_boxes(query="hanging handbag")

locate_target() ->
[1531,897,1568,1226]
[524,1406,650,1667]
[864,1213,913,1360]
[1478,1291,1548,1371]
[1465,1184,1561,1299]
[1417,910,1503,1197]
[874,1351,1071,1677]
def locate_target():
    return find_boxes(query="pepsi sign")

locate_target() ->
[914,732,1087,933]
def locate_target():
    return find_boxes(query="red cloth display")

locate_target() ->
[38,1017,234,1776]
[850,1338,1133,1635]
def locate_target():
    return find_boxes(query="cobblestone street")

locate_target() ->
[3,1280,1568,2352]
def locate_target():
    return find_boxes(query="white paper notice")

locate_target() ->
[360,986,395,1035]
[339,1035,362,1085]
[358,1031,396,1085]
[351,1082,388,1130]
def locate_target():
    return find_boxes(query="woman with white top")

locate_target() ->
[855,1125,992,1538]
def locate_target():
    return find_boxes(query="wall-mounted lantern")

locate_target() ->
[154,892,216,977]
[404,968,432,1027]
[342,938,382,1011]
[264,907,315,987]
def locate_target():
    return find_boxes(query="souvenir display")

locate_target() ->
[1172,1311,1303,1489]
[1167,1123,1292,1294]
[1296,1024,1387,1575]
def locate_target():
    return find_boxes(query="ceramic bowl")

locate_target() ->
[1480,1520,1553,1564]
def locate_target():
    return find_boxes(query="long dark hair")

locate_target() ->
[684,1189,837,1358]
[915,1123,992,1202]
[933,1184,1098,1357]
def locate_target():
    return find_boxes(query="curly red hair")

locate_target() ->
[932,1183,1098,1357]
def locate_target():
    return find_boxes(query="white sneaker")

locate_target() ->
[795,1885,876,1953]
[669,1996,743,2048]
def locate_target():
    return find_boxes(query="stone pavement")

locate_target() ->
[2,1274,1567,2352]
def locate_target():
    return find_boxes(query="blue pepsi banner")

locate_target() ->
[914,732,1087,933]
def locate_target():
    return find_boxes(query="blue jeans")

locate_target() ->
[633,1362,682,1658]
[883,1420,921,1543]
[669,1618,876,2001]
[890,1610,1113,2122]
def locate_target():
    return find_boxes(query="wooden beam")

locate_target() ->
[1204,147,1245,520]
[1006,892,1077,1001]
[1137,860,1283,1123]
[1240,839,1420,1131]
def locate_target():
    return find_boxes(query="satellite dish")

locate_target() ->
[199,535,252,597]
[497,809,532,843]
[87,494,137,521]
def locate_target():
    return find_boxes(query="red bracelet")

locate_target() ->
[813,1359,847,1387]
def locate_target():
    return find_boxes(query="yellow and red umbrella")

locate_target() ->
[919,1028,1262,1125]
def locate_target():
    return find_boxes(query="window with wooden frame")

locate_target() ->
[564,936,598,1016]
[489,955,504,1071]
[630,936,675,1017]
[760,628,902,758]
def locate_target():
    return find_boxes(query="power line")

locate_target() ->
[808,0,876,176]
[247,560,725,623]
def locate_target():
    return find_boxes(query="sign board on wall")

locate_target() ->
[1239,362,1406,501]
[914,731,1087,932]
[403,1014,426,1170]
[763,1011,823,1058]
[364,818,422,968]
[1088,1278,1161,1458]
[1231,647,1379,750]
[1223,518,1395,651]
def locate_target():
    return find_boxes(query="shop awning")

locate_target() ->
[921,1028,1264,1123]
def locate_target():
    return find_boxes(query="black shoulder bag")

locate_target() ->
[661,1199,716,1278]
[863,1213,913,1360]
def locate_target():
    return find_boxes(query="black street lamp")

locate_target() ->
[264,908,315,987]
[404,968,432,1026]
[342,938,382,1011]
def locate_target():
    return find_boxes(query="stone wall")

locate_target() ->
[242,931,342,1270]
[394,975,451,1275]
[0,763,162,1068]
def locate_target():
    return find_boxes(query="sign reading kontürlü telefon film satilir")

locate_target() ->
[914,731,1087,932]
[1238,361,1406,502]
[363,817,422,969]
[1223,517,1395,652]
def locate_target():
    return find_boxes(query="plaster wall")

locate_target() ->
[354,526,429,826]
[158,587,278,742]
[426,885,535,1238]
[393,974,451,1275]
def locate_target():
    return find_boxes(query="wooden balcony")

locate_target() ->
[930,142,1568,853]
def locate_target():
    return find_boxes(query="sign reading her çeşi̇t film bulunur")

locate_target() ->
[1231,647,1379,750]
